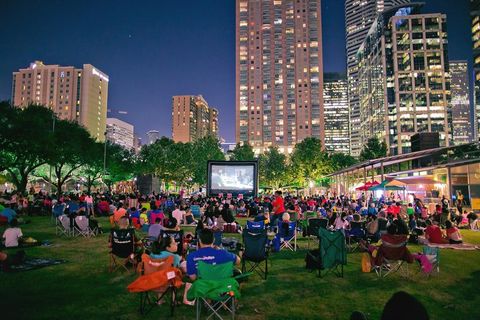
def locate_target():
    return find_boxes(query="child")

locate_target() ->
[445,220,463,244]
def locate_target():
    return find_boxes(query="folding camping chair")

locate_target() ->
[134,254,182,316]
[242,229,269,280]
[305,218,328,249]
[56,215,72,237]
[74,215,95,237]
[346,221,366,253]
[276,220,297,251]
[373,238,412,278]
[109,228,137,272]
[188,261,241,320]
[318,228,347,278]
[246,220,265,233]
[300,211,317,231]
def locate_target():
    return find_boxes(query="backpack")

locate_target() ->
[305,249,322,270]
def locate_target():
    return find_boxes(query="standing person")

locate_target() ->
[456,191,464,217]
[85,193,94,217]
[270,190,285,231]
[440,195,449,227]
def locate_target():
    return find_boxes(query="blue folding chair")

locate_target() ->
[246,220,265,233]
[275,221,297,251]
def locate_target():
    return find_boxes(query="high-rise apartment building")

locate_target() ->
[146,130,160,145]
[171,95,218,143]
[323,73,350,154]
[450,61,473,145]
[472,0,480,140]
[236,0,324,154]
[106,118,135,150]
[11,61,109,141]
[357,3,451,155]
[345,0,411,156]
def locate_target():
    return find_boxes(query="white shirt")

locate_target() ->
[3,227,23,247]
[172,209,185,224]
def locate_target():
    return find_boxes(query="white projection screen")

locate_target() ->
[207,161,258,197]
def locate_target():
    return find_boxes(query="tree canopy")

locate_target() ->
[359,136,388,161]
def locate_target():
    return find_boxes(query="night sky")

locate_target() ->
[0,0,473,143]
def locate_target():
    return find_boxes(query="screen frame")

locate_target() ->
[207,160,258,198]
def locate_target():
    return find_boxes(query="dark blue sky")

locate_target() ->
[0,0,472,143]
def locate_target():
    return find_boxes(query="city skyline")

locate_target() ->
[0,0,473,144]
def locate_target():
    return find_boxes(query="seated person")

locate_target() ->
[172,205,185,225]
[151,235,186,272]
[2,219,23,248]
[109,216,142,252]
[183,207,196,225]
[163,217,180,232]
[424,219,448,244]
[139,208,149,231]
[467,211,479,230]
[445,220,463,244]
[148,218,163,240]
[363,224,413,266]
[186,229,240,281]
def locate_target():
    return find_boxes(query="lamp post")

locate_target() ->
[49,113,56,194]
[103,131,107,191]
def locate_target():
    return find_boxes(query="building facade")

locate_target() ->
[357,4,451,155]
[171,95,218,143]
[450,61,473,145]
[146,130,160,145]
[472,0,480,140]
[106,118,135,150]
[236,0,324,154]
[345,0,411,157]
[11,61,108,141]
[323,73,350,154]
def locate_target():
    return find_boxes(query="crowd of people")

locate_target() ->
[0,185,479,318]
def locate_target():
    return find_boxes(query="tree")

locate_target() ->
[102,142,136,191]
[78,142,105,192]
[359,137,387,161]
[38,119,96,197]
[191,135,225,186]
[258,146,287,189]
[229,143,255,161]
[0,103,55,193]
[328,153,357,173]
[290,137,330,187]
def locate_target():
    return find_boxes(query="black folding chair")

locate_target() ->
[109,228,137,272]
[306,218,328,249]
[242,229,269,280]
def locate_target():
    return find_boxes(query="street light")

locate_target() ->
[49,112,56,194]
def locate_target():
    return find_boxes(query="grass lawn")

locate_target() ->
[1,216,480,320]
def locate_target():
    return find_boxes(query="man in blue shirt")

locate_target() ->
[186,229,240,281]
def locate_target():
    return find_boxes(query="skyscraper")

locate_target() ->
[106,118,135,150]
[357,3,451,155]
[236,0,324,154]
[171,95,218,143]
[323,73,350,154]
[345,0,411,156]
[11,60,109,141]
[472,0,480,140]
[450,61,473,145]
[146,130,160,145]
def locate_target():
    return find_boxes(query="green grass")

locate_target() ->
[1,217,480,320]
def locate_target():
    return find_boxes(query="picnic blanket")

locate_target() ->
[6,258,67,272]
[426,243,479,250]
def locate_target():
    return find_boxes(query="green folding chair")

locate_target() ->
[318,228,347,278]
[188,261,247,320]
